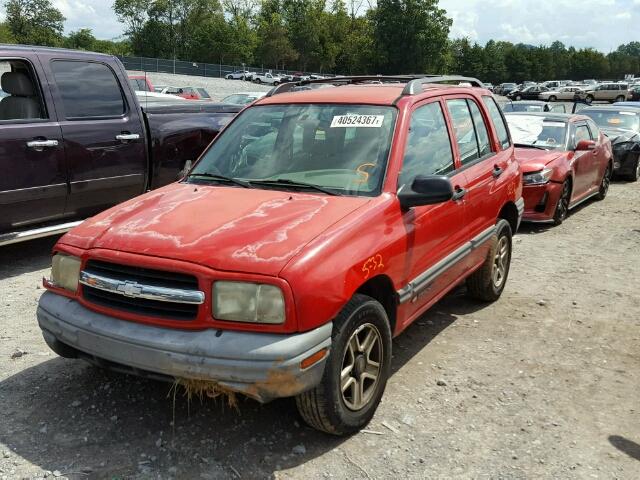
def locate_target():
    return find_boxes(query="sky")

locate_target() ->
[0,0,638,52]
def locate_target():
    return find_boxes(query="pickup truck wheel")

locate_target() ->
[596,163,612,199]
[295,294,391,435]
[553,179,571,225]
[466,219,512,302]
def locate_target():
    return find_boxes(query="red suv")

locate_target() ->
[37,76,524,435]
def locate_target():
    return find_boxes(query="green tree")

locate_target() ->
[0,22,15,43]
[63,28,96,50]
[4,0,65,46]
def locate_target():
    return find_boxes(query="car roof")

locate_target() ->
[504,111,588,122]
[0,43,113,59]
[256,83,491,106]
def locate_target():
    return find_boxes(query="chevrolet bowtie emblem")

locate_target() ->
[116,281,143,297]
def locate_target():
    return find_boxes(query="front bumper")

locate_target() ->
[612,150,639,176]
[37,291,331,402]
[521,181,563,223]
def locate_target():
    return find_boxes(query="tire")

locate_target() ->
[628,157,640,182]
[596,163,612,200]
[548,95,557,102]
[225,75,232,80]
[295,294,392,435]
[255,78,262,83]
[615,95,626,103]
[273,81,279,86]
[466,219,512,302]
[586,95,594,104]
[515,95,522,101]
[553,179,571,225]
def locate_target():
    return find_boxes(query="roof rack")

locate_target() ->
[266,74,484,97]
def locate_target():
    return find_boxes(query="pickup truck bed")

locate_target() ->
[0,45,241,246]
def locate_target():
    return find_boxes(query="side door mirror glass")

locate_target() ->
[398,175,454,209]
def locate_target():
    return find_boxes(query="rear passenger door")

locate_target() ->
[398,100,468,323]
[0,56,67,232]
[444,97,505,241]
[47,59,146,219]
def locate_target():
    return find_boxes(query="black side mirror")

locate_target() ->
[398,175,454,209]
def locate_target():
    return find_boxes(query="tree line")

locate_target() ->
[2,0,640,81]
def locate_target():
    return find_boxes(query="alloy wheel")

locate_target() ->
[491,236,509,289]
[555,182,570,222]
[341,323,383,411]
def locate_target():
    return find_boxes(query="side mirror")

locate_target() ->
[398,175,454,209]
[575,139,596,151]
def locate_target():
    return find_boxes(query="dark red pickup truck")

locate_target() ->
[38,75,524,435]
[0,45,241,246]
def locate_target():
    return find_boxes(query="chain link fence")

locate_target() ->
[118,55,331,78]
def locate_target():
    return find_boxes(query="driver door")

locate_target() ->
[398,100,468,327]
[570,122,594,199]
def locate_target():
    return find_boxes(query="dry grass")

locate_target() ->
[169,378,240,412]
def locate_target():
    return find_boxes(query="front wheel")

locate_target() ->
[273,81,279,86]
[255,78,262,83]
[296,294,392,435]
[615,95,626,103]
[553,179,571,225]
[585,95,594,104]
[549,95,557,102]
[466,219,512,302]
[515,95,522,101]
[628,157,640,182]
[596,163,612,199]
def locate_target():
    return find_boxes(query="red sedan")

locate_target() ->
[505,112,613,224]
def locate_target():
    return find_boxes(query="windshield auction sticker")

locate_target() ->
[330,114,384,128]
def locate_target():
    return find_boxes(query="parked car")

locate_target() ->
[584,83,630,104]
[37,75,524,435]
[226,70,253,80]
[507,85,549,101]
[502,100,566,113]
[221,91,267,105]
[581,105,640,180]
[253,72,283,85]
[174,86,211,101]
[628,85,640,101]
[541,81,561,89]
[0,45,242,246]
[539,86,587,102]
[128,75,154,92]
[483,82,494,91]
[505,112,612,224]
[496,83,518,95]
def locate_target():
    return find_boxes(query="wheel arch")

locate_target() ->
[355,274,398,335]
[498,201,519,234]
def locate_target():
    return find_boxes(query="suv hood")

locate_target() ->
[62,183,370,276]
[513,148,565,173]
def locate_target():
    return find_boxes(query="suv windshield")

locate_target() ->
[582,110,640,132]
[190,104,397,196]
[505,114,568,150]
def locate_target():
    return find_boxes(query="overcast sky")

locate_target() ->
[1,0,638,52]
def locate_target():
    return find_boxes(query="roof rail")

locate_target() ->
[402,76,484,95]
[266,75,426,97]
[266,74,484,97]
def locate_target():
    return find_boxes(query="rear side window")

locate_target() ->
[399,102,454,187]
[0,58,47,121]
[446,99,480,165]
[467,100,492,157]
[482,96,511,149]
[51,60,125,118]
[586,119,600,139]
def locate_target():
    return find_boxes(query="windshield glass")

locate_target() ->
[222,94,255,105]
[191,104,397,196]
[505,115,568,150]
[582,110,640,132]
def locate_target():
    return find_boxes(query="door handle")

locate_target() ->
[492,165,503,178]
[452,187,467,201]
[26,139,58,149]
[115,133,140,141]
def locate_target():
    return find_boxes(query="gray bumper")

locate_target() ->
[37,291,331,402]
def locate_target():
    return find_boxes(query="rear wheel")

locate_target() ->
[549,95,557,102]
[628,157,640,182]
[553,179,571,225]
[585,95,594,104]
[466,219,512,302]
[615,95,626,103]
[596,163,612,200]
[515,94,522,101]
[296,294,392,435]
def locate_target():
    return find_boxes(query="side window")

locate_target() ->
[482,96,511,149]
[399,102,454,187]
[0,59,46,121]
[467,100,492,157]
[586,119,600,140]
[51,60,125,119]
[574,124,590,147]
[447,99,480,165]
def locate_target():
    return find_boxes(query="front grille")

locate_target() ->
[82,260,200,321]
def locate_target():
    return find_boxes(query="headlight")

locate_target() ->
[213,281,285,324]
[523,168,553,185]
[50,254,82,292]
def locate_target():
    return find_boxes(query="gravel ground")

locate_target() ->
[127,71,272,101]
[1,180,640,480]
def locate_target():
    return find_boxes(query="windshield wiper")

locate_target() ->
[514,143,548,150]
[187,172,251,188]
[248,178,339,196]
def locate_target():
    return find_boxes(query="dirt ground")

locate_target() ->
[1,180,639,480]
